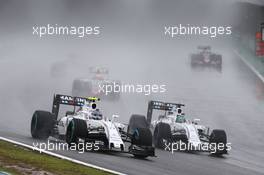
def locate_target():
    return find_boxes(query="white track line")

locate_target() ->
[234,50,264,83]
[0,136,126,175]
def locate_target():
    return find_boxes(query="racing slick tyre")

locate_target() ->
[128,115,153,159]
[128,114,148,134]
[209,129,227,155]
[131,128,153,159]
[154,123,172,149]
[128,115,152,145]
[66,118,88,146]
[31,110,55,140]
[215,55,222,71]
[131,128,152,146]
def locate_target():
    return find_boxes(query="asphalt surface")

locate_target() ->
[1,45,264,175]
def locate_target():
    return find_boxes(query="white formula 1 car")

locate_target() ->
[72,67,121,101]
[30,94,154,158]
[144,101,228,155]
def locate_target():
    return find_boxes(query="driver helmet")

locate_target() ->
[90,109,103,120]
[176,114,186,123]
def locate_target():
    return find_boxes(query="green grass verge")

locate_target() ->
[0,140,113,175]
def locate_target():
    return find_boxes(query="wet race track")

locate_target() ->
[0,41,264,175]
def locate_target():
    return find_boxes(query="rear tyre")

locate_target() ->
[154,123,171,149]
[31,110,55,140]
[66,118,88,146]
[209,129,227,155]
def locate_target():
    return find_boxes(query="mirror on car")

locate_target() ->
[111,114,119,122]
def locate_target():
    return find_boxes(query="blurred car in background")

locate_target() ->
[190,46,222,72]
[72,67,121,101]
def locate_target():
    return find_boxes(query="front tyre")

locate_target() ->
[128,115,154,158]
[131,128,153,159]
[209,129,227,155]
[154,123,172,149]
[66,118,88,146]
[128,114,148,134]
[131,128,152,147]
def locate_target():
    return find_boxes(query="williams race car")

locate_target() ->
[190,46,222,71]
[72,67,121,100]
[142,101,228,155]
[30,94,154,158]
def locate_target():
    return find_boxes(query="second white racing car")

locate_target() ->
[137,101,229,155]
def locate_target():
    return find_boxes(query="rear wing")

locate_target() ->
[52,94,99,118]
[89,67,109,74]
[197,46,211,51]
[146,100,185,126]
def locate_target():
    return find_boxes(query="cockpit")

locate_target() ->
[90,109,103,120]
[78,109,103,120]
[199,47,211,56]
[77,99,103,120]
[167,106,186,123]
